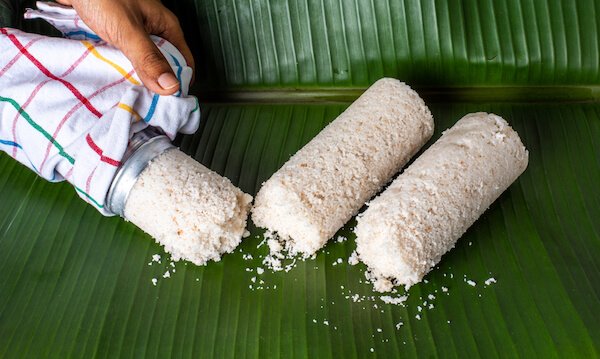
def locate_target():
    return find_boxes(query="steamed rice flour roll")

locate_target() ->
[252,78,434,255]
[355,113,529,291]
[124,148,253,266]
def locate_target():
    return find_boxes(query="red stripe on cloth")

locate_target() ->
[0,28,103,118]
[86,134,121,167]
[13,47,93,160]
[10,79,50,157]
[64,47,94,76]
[65,167,74,180]
[39,70,133,172]
[85,166,97,194]
[0,38,42,77]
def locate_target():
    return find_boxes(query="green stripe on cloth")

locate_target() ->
[75,186,104,208]
[0,95,76,164]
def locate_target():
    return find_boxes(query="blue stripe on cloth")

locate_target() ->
[168,54,183,97]
[0,140,56,180]
[0,139,22,148]
[64,30,101,41]
[144,94,159,123]
[190,97,199,114]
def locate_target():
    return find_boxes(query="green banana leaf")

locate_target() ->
[2,0,600,357]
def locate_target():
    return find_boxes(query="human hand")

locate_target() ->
[56,0,194,96]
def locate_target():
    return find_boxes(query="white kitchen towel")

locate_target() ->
[0,1,200,215]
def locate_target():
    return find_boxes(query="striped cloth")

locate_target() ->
[0,1,200,215]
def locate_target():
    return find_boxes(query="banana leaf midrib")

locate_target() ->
[191,85,600,104]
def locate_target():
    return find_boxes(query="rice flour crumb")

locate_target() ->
[379,295,408,306]
[484,277,497,285]
[348,250,360,265]
[242,253,253,260]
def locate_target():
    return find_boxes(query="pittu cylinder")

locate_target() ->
[124,148,253,265]
[252,78,434,255]
[355,113,529,291]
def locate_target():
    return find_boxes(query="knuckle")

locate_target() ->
[163,10,180,28]
[106,30,123,46]
[102,22,125,46]
[140,51,166,70]
[165,9,179,23]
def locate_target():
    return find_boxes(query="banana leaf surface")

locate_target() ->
[1,0,599,357]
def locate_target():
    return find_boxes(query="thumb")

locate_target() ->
[117,25,180,96]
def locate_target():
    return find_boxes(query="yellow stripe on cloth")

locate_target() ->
[81,41,141,85]
[117,103,142,122]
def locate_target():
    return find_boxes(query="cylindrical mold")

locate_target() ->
[355,113,529,291]
[107,129,253,266]
[252,78,434,255]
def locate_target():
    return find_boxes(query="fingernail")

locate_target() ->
[158,73,179,90]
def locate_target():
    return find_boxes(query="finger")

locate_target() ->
[116,24,180,96]
[162,26,195,83]
[162,16,195,73]
[147,10,195,83]
[55,0,74,5]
